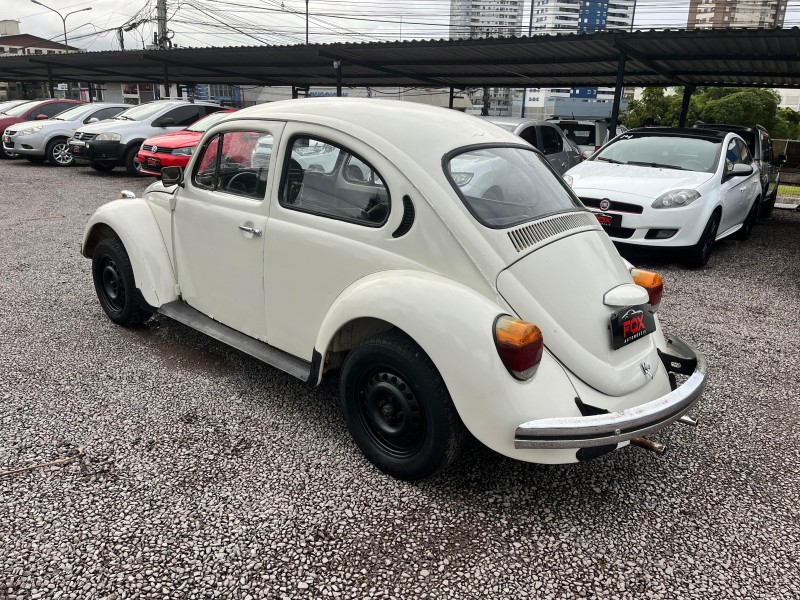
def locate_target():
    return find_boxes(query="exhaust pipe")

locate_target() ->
[631,437,666,455]
[678,415,698,427]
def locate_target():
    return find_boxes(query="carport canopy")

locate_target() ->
[2,26,799,131]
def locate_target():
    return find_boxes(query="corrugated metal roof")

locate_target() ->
[1,28,798,89]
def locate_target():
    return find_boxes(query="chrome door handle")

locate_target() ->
[238,225,263,236]
[739,186,747,192]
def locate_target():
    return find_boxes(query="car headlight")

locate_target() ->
[95,132,122,142]
[563,174,574,187]
[651,189,700,209]
[18,125,44,136]
[172,146,195,156]
[451,172,474,186]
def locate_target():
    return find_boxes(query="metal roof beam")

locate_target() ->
[317,50,448,86]
[614,41,689,86]
[140,54,293,86]
[28,58,163,83]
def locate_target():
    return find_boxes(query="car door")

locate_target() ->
[538,124,569,174]
[721,138,755,232]
[173,124,284,341]
[760,130,778,198]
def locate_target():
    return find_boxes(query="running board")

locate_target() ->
[158,301,311,381]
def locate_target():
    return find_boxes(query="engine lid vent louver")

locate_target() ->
[507,211,599,252]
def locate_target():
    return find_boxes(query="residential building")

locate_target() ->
[449,1,524,39]
[687,0,787,29]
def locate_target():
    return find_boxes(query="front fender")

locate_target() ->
[81,198,177,308]
[314,271,581,462]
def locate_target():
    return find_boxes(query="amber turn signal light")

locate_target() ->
[631,268,664,308]
[494,316,544,380]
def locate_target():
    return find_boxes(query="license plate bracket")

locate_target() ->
[610,304,655,349]
[594,212,622,228]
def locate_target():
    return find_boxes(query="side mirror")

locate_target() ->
[777,154,787,165]
[161,165,184,186]
[158,117,176,127]
[87,117,99,124]
[726,163,753,179]
[581,150,594,160]
[35,113,48,120]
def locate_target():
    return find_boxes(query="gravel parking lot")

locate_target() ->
[1,158,798,600]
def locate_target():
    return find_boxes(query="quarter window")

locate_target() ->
[280,136,390,227]
[192,131,272,200]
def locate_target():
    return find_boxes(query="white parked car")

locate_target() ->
[481,117,581,175]
[564,127,762,266]
[82,100,706,480]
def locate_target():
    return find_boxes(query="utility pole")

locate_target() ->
[157,0,169,49]
[117,28,125,51]
[305,0,309,44]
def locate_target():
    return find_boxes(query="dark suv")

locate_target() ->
[700,124,787,217]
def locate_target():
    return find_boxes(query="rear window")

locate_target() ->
[445,146,583,229]
[556,123,596,146]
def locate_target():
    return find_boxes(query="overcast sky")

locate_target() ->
[7,0,800,52]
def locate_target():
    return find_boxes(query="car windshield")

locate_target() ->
[3,101,41,117]
[557,123,596,146]
[446,146,583,229]
[594,133,721,173]
[0,100,26,114]
[51,104,94,121]
[114,102,173,121]
[186,111,232,132]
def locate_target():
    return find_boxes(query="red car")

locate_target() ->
[137,109,237,176]
[0,98,84,159]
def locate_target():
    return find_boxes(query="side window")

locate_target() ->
[159,106,203,127]
[86,107,124,123]
[518,126,539,148]
[736,139,752,164]
[540,126,562,155]
[280,136,391,227]
[725,139,742,169]
[203,106,224,117]
[191,131,271,200]
[38,102,71,118]
[760,132,772,162]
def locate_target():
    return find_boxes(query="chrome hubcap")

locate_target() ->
[53,143,72,164]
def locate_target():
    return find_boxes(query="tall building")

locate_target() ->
[531,0,637,34]
[449,1,525,39]
[687,0,787,29]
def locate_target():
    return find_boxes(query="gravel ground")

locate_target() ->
[1,158,798,600]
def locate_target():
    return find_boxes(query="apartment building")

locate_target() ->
[687,0,787,29]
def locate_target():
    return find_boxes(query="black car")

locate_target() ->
[698,124,787,217]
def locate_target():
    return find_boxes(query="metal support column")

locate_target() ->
[678,86,695,128]
[162,64,170,99]
[609,50,626,139]
[87,81,94,102]
[482,86,489,116]
[335,60,342,97]
[292,86,298,99]
[47,64,54,98]
[449,86,454,109]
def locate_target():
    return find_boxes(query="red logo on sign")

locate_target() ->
[622,310,646,338]
[596,214,613,226]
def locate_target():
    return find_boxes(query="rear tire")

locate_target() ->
[683,211,720,268]
[46,137,74,167]
[90,163,115,172]
[91,238,152,326]
[339,330,465,480]
[734,197,760,241]
[124,146,143,176]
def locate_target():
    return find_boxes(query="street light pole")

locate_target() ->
[30,1,92,53]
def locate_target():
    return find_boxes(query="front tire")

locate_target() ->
[91,238,152,326]
[124,146,143,176]
[46,137,74,166]
[683,211,720,268]
[339,330,465,480]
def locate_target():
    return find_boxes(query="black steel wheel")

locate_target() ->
[683,211,720,268]
[340,330,465,480]
[46,138,74,167]
[124,146,144,176]
[91,238,152,326]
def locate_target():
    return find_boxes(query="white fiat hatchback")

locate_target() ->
[564,127,762,266]
[82,99,707,480]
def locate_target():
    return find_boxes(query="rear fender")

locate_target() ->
[81,198,177,308]
[313,271,580,461]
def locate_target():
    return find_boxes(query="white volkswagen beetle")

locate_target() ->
[563,127,762,266]
[82,99,706,480]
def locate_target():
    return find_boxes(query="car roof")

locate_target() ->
[222,98,523,158]
[482,116,544,126]
[623,127,730,142]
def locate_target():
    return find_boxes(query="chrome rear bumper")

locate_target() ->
[514,335,707,450]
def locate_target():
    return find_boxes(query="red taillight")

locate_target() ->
[631,268,664,308]
[494,316,544,380]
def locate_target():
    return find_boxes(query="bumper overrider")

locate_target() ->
[515,335,707,450]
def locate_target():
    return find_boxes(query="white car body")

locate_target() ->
[81,100,707,479]
[564,128,762,261]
